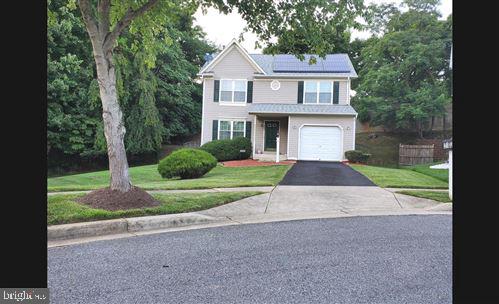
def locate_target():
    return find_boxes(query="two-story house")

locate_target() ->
[198,39,358,162]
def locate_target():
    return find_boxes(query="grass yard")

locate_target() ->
[350,164,448,189]
[403,163,449,182]
[47,164,292,192]
[397,190,452,203]
[48,191,263,225]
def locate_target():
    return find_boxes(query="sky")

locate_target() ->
[193,0,452,54]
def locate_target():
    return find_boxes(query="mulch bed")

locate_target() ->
[222,159,296,167]
[76,186,160,211]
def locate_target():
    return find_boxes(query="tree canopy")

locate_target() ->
[48,0,215,160]
[352,0,452,136]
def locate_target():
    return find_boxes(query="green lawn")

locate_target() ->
[350,164,448,189]
[403,163,449,182]
[397,190,452,203]
[48,191,262,225]
[48,164,292,192]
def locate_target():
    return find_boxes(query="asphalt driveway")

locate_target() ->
[280,161,375,186]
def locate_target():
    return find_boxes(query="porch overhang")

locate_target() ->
[248,103,358,116]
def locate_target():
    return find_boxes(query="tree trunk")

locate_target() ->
[93,45,132,192]
[416,120,424,139]
[77,0,160,193]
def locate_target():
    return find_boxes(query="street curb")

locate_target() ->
[426,203,452,211]
[48,219,128,241]
[125,213,219,232]
[47,213,220,241]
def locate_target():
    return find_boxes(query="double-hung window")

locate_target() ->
[218,120,246,139]
[220,80,247,103]
[304,81,335,104]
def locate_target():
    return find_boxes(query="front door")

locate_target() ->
[264,121,280,151]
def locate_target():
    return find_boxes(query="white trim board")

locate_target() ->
[200,77,206,145]
[286,116,291,157]
[352,114,357,150]
[252,115,257,158]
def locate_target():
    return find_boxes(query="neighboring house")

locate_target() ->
[197,39,358,162]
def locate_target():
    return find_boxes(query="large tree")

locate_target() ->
[352,0,452,137]
[76,0,365,193]
[48,0,214,169]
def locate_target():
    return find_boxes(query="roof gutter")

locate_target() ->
[253,74,358,79]
[248,111,357,116]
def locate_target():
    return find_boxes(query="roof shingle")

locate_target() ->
[248,103,357,115]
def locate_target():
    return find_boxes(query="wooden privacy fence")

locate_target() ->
[399,144,434,166]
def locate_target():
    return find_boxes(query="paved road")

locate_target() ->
[280,161,375,186]
[48,215,451,304]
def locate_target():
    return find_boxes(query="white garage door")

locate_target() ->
[299,126,342,161]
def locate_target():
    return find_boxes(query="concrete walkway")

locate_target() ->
[47,186,275,196]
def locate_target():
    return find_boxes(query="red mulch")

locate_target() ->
[76,186,160,211]
[222,159,296,167]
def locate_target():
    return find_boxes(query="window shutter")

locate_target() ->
[212,120,218,140]
[214,80,220,102]
[245,121,252,138]
[333,81,339,104]
[246,81,253,103]
[297,81,304,104]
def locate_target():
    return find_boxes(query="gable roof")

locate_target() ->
[199,40,357,78]
[199,39,266,75]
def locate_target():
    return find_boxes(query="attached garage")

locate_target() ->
[298,125,343,161]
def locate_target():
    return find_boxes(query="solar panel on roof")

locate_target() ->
[272,54,350,73]
[323,55,351,73]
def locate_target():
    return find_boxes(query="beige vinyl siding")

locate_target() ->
[253,79,350,105]
[253,80,297,104]
[209,46,257,78]
[201,46,258,145]
[254,116,288,154]
[287,115,356,160]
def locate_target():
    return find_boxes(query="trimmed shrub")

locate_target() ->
[200,137,252,161]
[157,148,217,179]
[345,150,371,163]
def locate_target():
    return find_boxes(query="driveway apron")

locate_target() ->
[198,161,441,219]
[270,161,401,213]
[279,161,375,186]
